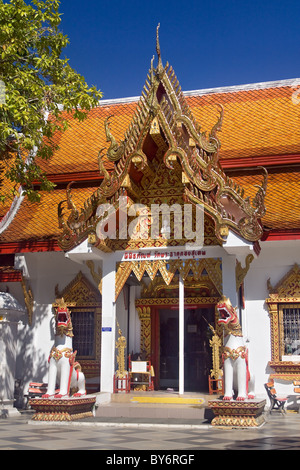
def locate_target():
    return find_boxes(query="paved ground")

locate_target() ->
[0,410,299,451]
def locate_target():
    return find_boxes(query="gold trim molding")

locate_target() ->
[136,306,151,358]
[136,296,221,307]
[55,271,101,307]
[21,276,34,326]
[236,254,254,291]
[115,258,222,300]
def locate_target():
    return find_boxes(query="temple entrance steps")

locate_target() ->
[94,391,215,421]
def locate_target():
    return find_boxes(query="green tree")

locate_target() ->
[0,0,102,201]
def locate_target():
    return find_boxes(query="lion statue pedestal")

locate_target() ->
[208,399,266,428]
[29,299,96,421]
[208,296,266,427]
[29,395,96,421]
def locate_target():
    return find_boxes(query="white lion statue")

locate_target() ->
[217,296,255,401]
[42,299,86,398]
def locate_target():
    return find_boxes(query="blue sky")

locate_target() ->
[59,0,300,100]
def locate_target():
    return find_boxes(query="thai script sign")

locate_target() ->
[121,248,206,262]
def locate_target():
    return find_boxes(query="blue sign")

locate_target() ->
[102,327,112,332]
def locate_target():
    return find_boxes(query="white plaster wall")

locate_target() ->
[0,281,29,403]
[132,285,142,356]
[243,239,300,398]
[128,286,138,355]
[10,251,100,402]
[116,287,128,342]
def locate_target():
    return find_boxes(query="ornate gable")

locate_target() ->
[267,264,300,302]
[57,27,267,252]
[55,271,101,307]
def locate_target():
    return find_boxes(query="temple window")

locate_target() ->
[266,264,300,380]
[281,305,300,358]
[72,308,95,358]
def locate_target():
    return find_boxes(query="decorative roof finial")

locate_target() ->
[156,23,163,70]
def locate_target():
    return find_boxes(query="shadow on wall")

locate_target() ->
[15,303,53,409]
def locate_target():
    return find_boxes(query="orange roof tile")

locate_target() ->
[187,86,300,160]
[231,170,300,230]
[38,102,138,176]
[0,186,98,244]
[36,82,300,178]
[0,154,23,219]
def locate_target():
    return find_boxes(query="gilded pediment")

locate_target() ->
[54,271,101,307]
[267,264,300,301]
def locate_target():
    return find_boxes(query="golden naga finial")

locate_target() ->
[66,181,79,219]
[150,55,155,84]
[21,276,34,326]
[156,23,163,71]
[252,166,268,217]
[104,115,125,162]
[97,147,110,180]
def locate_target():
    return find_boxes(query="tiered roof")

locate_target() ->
[0,40,299,253]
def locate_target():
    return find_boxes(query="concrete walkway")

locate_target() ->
[1,391,299,450]
[0,408,299,450]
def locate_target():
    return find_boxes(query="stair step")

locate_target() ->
[95,402,208,420]
[130,396,205,405]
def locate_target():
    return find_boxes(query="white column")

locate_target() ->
[128,286,138,354]
[100,256,116,393]
[179,274,184,395]
[222,253,238,307]
[0,302,25,416]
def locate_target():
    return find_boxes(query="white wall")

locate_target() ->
[243,239,300,397]
[11,251,100,402]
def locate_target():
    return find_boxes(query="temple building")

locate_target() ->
[1,36,300,410]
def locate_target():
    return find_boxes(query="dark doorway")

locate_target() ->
[159,307,214,392]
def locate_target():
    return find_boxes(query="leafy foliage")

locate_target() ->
[0,0,102,201]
